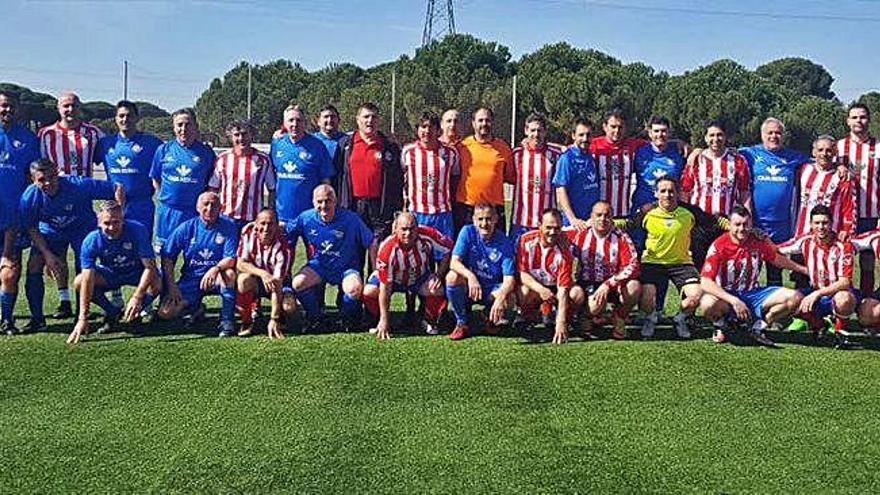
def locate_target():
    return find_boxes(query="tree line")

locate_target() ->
[5,34,879,152]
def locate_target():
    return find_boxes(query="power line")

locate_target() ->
[580,0,880,23]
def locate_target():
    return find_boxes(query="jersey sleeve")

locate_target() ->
[680,161,695,196]
[237,225,254,262]
[556,249,574,288]
[852,230,880,255]
[207,157,223,189]
[79,232,100,270]
[449,146,461,177]
[92,139,106,166]
[134,224,155,260]
[264,158,277,191]
[376,240,394,285]
[223,224,239,259]
[758,239,778,263]
[274,241,293,280]
[500,238,516,278]
[451,227,471,259]
[19,189,38,229]
[838,178,856,234]
[318,144,335,180]
[735,156,751,202]
[551,154,571,187]
[419,225,452,261]
[777,235,805,256]
[149,144,164,181]
[161,223,186,259]
[284,214,303,247]
[607,231,640,288]
[700,241,722,280]
[841,242,854,279]
[355,215,375,250]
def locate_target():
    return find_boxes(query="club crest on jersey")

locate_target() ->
[334,230,344,239]
[215,234,225,244]
[113,254,128,266]
[198,248,213,259]
[276,150,284,158]
[283,161,297,173]
[299,151,310,160]
[176,165,192,177]
[384,151,393,161]
[132,144,142,153]
[664,218,674,228]
[63,203,74,212]
[123,242,133,250]
[374,151,383,161]
[12,140,23,149]
[192,155,201,164]
[766,164,781,176]
[488,248,501,262]
[116,156,131,167]
[69,153,80,165]
[0,151,8,163]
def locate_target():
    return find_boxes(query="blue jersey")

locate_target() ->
[287,208,373,279]
[452,224,515,287]
[20,176,115,236]
[150,139,215,210]
[96,132,162,202]
[632,143,685,210]
[162,215,239,281]
[270,133,335,221]
[552,146,600,224]
[314,130,346,162]
[0,124,39,230]
[740,145,808,242]
[80,220,153,272]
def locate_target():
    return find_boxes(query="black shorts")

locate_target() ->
[577,281,621,305]
[640,263,700,291]
[353,198,392,241]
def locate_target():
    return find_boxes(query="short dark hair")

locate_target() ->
[225,119,255,136]
[729,204,751,219]
[358,102,379,115]
[654,176,679,191]
[171,107,198,126]
[571,117,594,133]
[525,112,547,128]
[705,119,727,133]
[541,207,562,224]
[318,103,339,116]
[0,89,20,104]
[810,204,832,220]
[648,115,671,128]
[29,158,57,174]
[473,106,494,120]
[416,111,440,130]
[848,102,871,119]
[116,100,139,117]
[256,207,278,221]
[602,108,625,125]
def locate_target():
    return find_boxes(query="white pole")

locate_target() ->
[123,60,128,100]
[391,70,397,135]
[247,64,252,120]
[510,74,517,145]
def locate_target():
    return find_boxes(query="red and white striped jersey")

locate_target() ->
[778,234,854,289]
[837,136,880,218]
[209,148,275,222]
[517,229,574,288]
[565,227,639,288]
[510,144,561,228]
[793,163,856,237]
[700,233,777,292]
[852,229,880,257]
[376,225,452,287]
[590,136,646,217]
[38,121,104,176]
[681,149,751,216]
[401,141,459,214]
[237,222,293,281]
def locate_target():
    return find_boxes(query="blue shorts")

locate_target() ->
[125,198,156,238]
[367,270,431,294]
[155,204,196,254]
[177,276,220,307]
[93,264,143,290]
[307,262,360,286]
[42,229,90,272]
[857,217,879,235]
[509,224,531,249]
[1,228,30,257]
[731,286,784,320]
[798,288,863,318]
[477,282,504,306]
[414,211,454,240]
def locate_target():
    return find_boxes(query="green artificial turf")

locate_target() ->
[2,215,879,493]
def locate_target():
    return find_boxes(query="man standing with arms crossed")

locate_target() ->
[0,89,39,334]
[509,113,561,245]
[589,109,647,219]
[837,103,879,295]
[453,107,512,233]
[38,92,105,318]
[554,117,600,230]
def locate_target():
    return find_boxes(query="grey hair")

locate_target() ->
[761,117,785,134]
[99,200,123,215]
[312,183,336,201]
[814,134,836,146]
[29,158,58,174]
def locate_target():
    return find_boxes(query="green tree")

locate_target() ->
[782,96,847,153]
[756,57,835,100]
[856,92,880,138]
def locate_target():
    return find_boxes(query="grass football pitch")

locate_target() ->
[1,243,880,492]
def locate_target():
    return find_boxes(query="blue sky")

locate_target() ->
[3,0,878,111]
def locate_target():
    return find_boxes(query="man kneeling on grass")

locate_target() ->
[778,205,859,347]
[158,192,240,337]
[852,224,880,337]
[236,208,296,339]
[699,205,806,346]
[516,208,575,345]
[67,201,160,344]
[567,201,641,340]
[363,211,452,340]
[445,202,516,340]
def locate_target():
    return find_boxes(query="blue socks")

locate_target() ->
[92,290,120,317]
[1,289,16,324]
[219,287,236,324]
[446,284,469,325]
[25,273,44,322]
[338,291,362,321]
[297,286,322,317]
